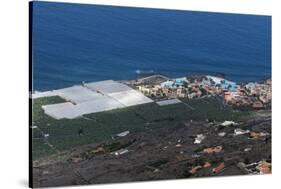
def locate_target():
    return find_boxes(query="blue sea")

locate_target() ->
[32,2,271,91]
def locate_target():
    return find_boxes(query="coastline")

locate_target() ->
[33,73,271,93]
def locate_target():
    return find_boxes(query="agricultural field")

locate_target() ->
[32,95,249,160]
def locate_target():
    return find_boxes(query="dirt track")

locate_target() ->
[33,111,271,188]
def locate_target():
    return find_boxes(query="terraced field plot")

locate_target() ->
[32,96,248,160]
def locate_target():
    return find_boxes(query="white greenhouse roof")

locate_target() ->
[54,85,104,104]
[109,90,153,106]
[32,91,57,99]
[37,80,153,119]
[156,98,182,106]
[42,102,80,119]
[85,80,132,94]
[42,96,126,119]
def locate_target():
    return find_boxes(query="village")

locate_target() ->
[133,74,271,110]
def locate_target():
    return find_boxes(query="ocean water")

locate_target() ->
[32,2,271,91]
